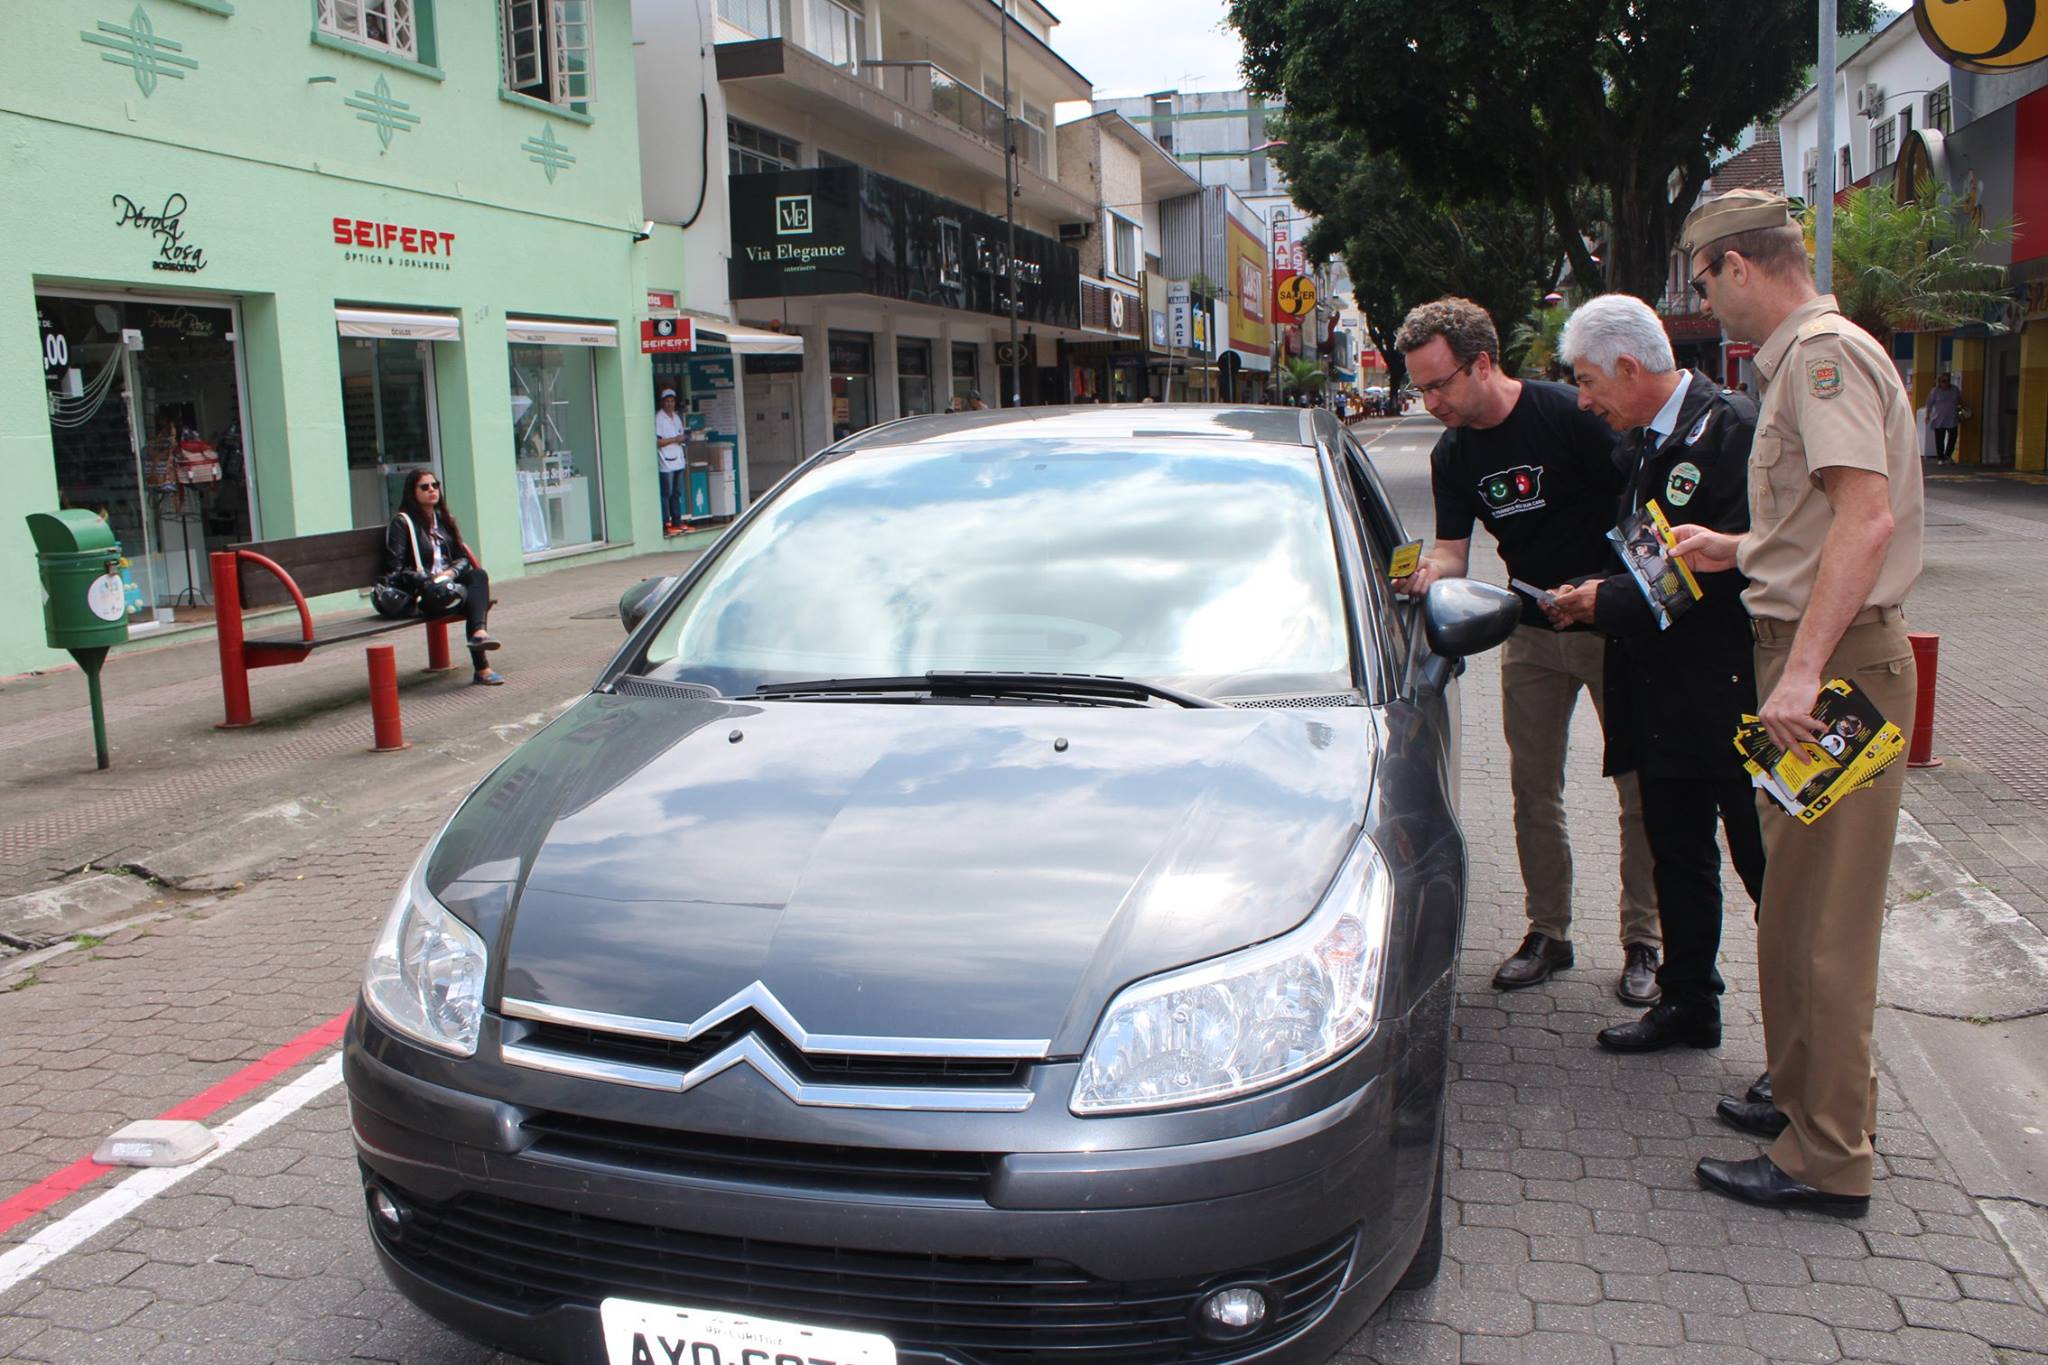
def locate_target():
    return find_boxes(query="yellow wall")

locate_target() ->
[2019,320,2048,472]
[1910,333,1940,409]
[1953,337,1986,465]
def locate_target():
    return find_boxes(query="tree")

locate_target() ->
[1270,110,1569,387]
[1276,356,1329,397]
[1230,0,1880,298]
[1508,301,1572,379]
[1814,179,2013,346]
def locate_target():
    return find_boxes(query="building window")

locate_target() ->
[896,339,934,417]
[1021,100,1050,174]
[807,0,863,69]
[1839,144,1852,188]
[318,0,418,60]
[1927,84,1951,135]
[1873,115,1895,168]
[718,0,780,38]
[509,341,605,556]
[729,118,799,175]
[1110,214,1139,280]
[951,341,979,407]
[1150,94,1175,153]
[502,0,593,109]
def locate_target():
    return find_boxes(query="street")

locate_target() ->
[2,416,2046,1364]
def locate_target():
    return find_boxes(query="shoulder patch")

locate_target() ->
[1807,357,1844,399]
[1684,411,1712,446]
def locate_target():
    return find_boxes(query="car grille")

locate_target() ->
[520,1111,995,1200]
[382,1187,1357,1364]
[523,1015,1030,1088]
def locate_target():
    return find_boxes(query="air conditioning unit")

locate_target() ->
[1058,221,1090,242]
[1855,82,1883,116]
[1803,146,1820,174]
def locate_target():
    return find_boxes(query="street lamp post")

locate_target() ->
[1001,0,1021,408]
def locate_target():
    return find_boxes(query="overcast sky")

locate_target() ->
[1046,0,1246,104]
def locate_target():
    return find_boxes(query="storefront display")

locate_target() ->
[339,337,441,529]
[951,341,980,408]
[897,338,934,416]
[509,341,606,558]
[829,331,875,439]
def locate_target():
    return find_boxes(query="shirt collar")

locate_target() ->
[1754,293,1840,383]
[1646,370,1692,441]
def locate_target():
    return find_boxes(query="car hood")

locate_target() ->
[428,691,1374,1054]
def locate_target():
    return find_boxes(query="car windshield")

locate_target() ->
[637,437,1354,699]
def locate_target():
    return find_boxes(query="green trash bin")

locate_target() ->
[25,510,130,770]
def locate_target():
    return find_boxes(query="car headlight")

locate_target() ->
[1072,835,1393,1115]
[363,852,487,1057]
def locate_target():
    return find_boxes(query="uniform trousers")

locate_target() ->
[1638,772,1765,1016]
[1499,626,1659,947]
[1753,611,1916,1195]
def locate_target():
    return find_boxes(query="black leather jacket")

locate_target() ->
[381,512,467,589]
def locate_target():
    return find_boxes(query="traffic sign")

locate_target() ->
[1276,275,1319,319]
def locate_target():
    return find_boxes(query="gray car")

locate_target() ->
[344,405,1520,1365]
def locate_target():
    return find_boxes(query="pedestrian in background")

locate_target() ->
[1547,294,1766,1056]
[1670,189,1924,1216]
[1391,297,1661,1004]
[655,389,688,535]
[1927,370,1961,463]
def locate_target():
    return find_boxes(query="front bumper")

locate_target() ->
[344,987,1449,1365]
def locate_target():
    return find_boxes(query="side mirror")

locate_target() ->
[1422,579,1521,660]
[618,576,677,634]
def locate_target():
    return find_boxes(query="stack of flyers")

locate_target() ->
[1388,538,1424,579]
[1607,499,1702,630]
[1733,678,1905,824]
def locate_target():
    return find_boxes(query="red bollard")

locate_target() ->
[367,644,409,753]
[1907,631,1942,769]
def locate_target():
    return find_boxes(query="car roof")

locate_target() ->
[831,404,1331,451]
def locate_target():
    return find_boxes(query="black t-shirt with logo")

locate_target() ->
[1429,379,1625,624]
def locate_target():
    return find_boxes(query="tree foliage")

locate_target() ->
[1812,180,2015,343]
[1276,356,1330,395]
[1270,110,1568,386]
[1231,0,1880,298]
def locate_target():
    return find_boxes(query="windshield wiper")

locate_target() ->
[743,671,1222,709]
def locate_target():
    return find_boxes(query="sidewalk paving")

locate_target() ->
[0,427,2044,1362]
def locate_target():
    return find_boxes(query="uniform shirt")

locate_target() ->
[1741,294,1923,622]
[655,409,688,472]
[1430,379,1625,625]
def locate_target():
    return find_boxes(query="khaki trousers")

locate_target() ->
[1754,612,1916,1195]
[1499,626,1659,947]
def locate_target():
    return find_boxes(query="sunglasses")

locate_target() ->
[417,480,441,490]
[1690,254,1729,301]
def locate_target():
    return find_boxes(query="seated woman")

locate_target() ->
[383,469,504,685]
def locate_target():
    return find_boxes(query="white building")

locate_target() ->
[1775,10,1954,203]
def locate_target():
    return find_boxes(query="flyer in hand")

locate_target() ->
[1732,678,1905,824]
[1606,499,1702,630]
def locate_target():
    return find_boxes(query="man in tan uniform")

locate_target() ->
[1668,190,1923,1215]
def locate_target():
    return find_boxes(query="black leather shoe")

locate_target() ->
[1716,1097,1790,1138]
[1493,932,1573,990]
[1695,1155,1868,1216]
[1617,943,1661,1006]
[1597,1003,1721,1053]
[1747,1072,1772,1105]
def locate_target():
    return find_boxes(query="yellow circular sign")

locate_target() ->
[1915,0,2048,72]
[1276,275,1319,318]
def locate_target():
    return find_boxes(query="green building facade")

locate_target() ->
[1,0,692,676]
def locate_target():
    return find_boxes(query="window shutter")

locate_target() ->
[503,0,543,92]
[551,0,594,105]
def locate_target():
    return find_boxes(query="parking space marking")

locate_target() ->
[0,1052,344,1295]
[0,1006,352,1240]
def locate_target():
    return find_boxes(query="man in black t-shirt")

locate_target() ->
[1391,298,1658,1002]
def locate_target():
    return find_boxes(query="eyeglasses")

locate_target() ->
[417,480,440,490]
[1412,359,1475,397]
[1690,254,1729,301]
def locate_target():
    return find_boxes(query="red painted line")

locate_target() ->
[0,1006,352,1239]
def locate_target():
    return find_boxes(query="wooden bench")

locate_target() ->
[210,528,484,728]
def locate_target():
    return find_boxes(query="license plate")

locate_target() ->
[601,1296,897,1365]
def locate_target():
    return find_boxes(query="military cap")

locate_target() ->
[1678,189,1796,256]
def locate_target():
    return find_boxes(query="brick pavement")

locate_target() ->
[0,422,2044,1362]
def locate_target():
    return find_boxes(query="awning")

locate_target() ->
[506,318,618,347]
[701,321,804,356]
[335,307,461,341]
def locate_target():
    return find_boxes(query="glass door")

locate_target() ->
[340,338,442,528]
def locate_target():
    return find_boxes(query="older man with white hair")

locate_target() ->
[1546,294,1767,1056]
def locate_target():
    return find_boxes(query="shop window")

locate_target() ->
[951,341,979,407]
[318,0,419,60]
[339,338,441,530]
[897,339,934,417]
[806,0,864,69]
[828,331,875,439]
[718,0,781,38]
[509,342,606,556]
[729,117,800,176]
[502,0,593,111]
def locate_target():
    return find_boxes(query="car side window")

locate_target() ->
[1324,443,1402,694]
[1337,434,1412,669]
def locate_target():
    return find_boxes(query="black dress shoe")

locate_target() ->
[1716,1097,1790,1137]
[1617,943,1661,1006]
[1747,1072,1772,1105]
[1493,932,1573,990]
[1695,1155,1869,1216]
[1597,1003,1721,1053]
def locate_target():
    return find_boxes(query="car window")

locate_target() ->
[1339,430,1408,561]
[638,439,1355,699]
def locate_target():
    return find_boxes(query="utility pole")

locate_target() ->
[1816,0,1838,289]
[1001,0,1021,407]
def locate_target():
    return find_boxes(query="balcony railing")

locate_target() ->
[859,59,1046,175]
